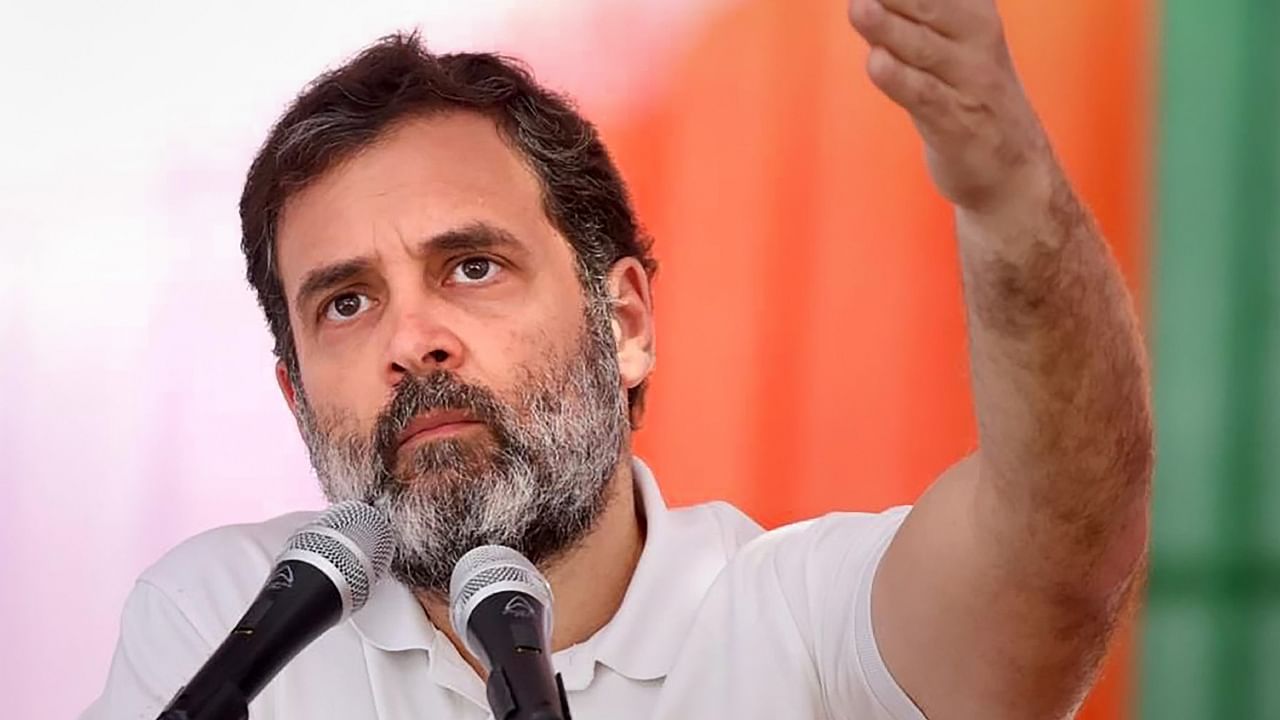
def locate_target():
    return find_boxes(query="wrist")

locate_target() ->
[956,155,1060,229]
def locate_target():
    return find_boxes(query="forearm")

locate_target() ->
[959,164,1153,599]
[845,0,1157,712]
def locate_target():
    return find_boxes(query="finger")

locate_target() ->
[865,46,966,140]
[848,0,964,86]
[877,0,989,39]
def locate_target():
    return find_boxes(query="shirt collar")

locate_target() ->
[350,565,437,652]
[589,457,736,681]
[349,457,736,683]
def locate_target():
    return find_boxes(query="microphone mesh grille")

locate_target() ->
[453,545,531,581]
[448,545,553,638]
[457,565,536,607]
[282,500,393,611]
[312,500,396,572]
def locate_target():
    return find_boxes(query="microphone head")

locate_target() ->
[449,545,553,662]
[278,500,393,616]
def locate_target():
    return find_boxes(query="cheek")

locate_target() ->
[479,324,549,375]
[472,318,576,390]
[297,345,387,429]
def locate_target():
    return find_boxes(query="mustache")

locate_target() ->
[371,371,508,465]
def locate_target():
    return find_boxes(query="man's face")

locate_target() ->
[272,112,641,594]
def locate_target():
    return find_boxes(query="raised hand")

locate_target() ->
[848,0,1056,216]
[847,4,1154,719]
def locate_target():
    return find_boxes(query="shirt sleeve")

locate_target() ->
[774,507,926,720]
[80,580,215,720]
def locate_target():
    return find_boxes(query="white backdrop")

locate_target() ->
[0,1,731,715]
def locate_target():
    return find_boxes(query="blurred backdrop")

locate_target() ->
[0,0,1275,717]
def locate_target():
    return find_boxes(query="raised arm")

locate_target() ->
[847,1,1154,717]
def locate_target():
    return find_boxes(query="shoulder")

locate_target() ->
[140,510,319,588]
[662,498,912,593]
[661,499,911,571]
[665,499,765,552]
[732,506,912,571]
[136,510,320,641]
[82,511,325,718]
[708,506,913,617]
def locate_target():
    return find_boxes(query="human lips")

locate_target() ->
[395,410,483,449]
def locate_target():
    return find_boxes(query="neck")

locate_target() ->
[417,457,645,677]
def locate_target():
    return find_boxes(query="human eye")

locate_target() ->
[322,291,374,324]
[448,257,503,285]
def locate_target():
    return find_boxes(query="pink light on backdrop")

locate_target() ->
[0,1,729,716]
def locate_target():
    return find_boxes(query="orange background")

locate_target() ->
[609,0,1152,716]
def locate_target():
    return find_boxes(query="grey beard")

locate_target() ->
[294,298,629,596]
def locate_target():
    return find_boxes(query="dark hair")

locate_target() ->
[240,32,656,423]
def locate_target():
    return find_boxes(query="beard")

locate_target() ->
[293,295,630,597]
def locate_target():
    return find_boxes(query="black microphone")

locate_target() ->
[449,546,573,720]
[158,501,393,720]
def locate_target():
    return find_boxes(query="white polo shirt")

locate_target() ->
[84,459,924,719]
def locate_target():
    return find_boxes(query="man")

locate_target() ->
[86,0,1152,718]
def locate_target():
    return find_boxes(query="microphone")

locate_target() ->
[450,546,573,720]
[158,501,393,720]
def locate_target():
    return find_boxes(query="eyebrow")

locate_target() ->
[430,222,523,256]
[293,221,526,311]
